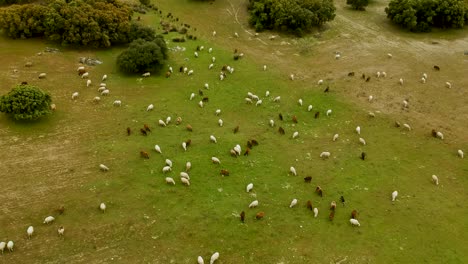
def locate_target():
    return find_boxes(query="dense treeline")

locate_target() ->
[385,0,468,32]
[247,0,336,35]
[0,0,149,47]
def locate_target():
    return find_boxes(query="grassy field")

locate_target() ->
[0,0,467,263]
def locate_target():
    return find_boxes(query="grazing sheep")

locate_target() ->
[421,77,426,84]
[198,101,204,108]
[190,93,196,100]
[211,157,220,164]
[361,152,366,160]
[356,126,361,135]
[308,105,313,111]
[381,72,387,77]
[298,98,303,106]
[27,226,34,239]
[142,72,150,77]
[81,72,89,78]
[58,226,65,236]
[212,56,216,63]
[93,96,101,103]
[159,120,167,127]
[269,119,275,127]
[290,166,297,176]
[198,256,204,264]
[292,115,298,123]
[50,103,56,111]
[350,218,360,226]
[256,100,263,106]
[140,128,147,136]
[188,69,194,75]
[324,86,330,93]
[326,109,332,116]
[436,131,444,140]
[431,174,439,185]
[392,191,398,202]
[194,51,199,58]
[113,100,121,107]
[166,116,171,125]
[403,123,411,130]
[290,199,298,208]
[86,79,92,87]
[403,99,409,108]
[256,212,265,219]
[99,164,109,171]
[210,135,217,143]
[335,54,341,59]
[329,211,335,221]
[182,142,187,151]
[278,127,285,135]
[359,138,366,145]
[0,242,5,254]
[215,109,221,116]
[100,203,106,212]
[306,200,313,210]
[330,201,337,211]
[387,53,393,58]
[98,86,106,92]
[313,208,319,218]
[315,186,323,197]
[399,78,404,86]
[434,65,440,71]
[72,92,79,100]
[220,169,229,176]
[185,162,192,172]
[147,104,154,111]
[144,124,151,132]
[216,119,223,127]
[333,134,339,142]
[240,211,245,223]
[44,216,55,224]
[273,96,281,102]
[181,177,190,186]
[246,183,254,192]
[292,131,299,139]
[154,145,162,154]
[320,152,331,159]
[165,159,173,168]
[176,117,182,125]
[318,79,324,85]
[458,149,464,158]
[245,98,252,104]
[162,166,172,173]
[233,126,240,134]
[340,196,346,206]
[101,89,110,96]
[279,113,283,120]
[265,90,270,97]
[289,74,295,80]
[234,144,241,155]
[243,148,250,156]
[368,95,373,102]
[186,124,193,132]
[6,241,13,252]
[304,176,312,183]
[165,177,175,185]
[249,200,259,208]
[209,252,219,264]
[351,210,358,219]
[445,82,452,89]
[315,111,320,118]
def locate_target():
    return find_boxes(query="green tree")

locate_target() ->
[116,36,168,74]
[346,0,369,10]
[0,84,52,120]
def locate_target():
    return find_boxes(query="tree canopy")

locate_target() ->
[116,36,168,74]
[346,0,369,10]
[0,84,52,120]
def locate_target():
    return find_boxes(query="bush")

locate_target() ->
[0,84,52,120]
[128,22,157,42]
[385,0,467,32]
[116,37,168,74]
[138,0,150,6]
[346,0,369,10]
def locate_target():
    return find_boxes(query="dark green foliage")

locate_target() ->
[0,85,52,120]
[138,0,150,7]
[0,0,33,6]
[385,0,467,32]
[346,0,369,10]
[128,22,157,42]
[247,0,336,35]
[116,36,168,74]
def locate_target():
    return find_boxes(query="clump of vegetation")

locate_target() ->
[385,0,468,32]
[346,0,369,10]
[116,36,168,74]
[0,84,52,120]
[247,0,336,36]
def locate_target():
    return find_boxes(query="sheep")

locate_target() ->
[329,211,335,221]
[381,72,387,78]
[335,54,341,59]
[421,77,426,84]
[140,128,147,136]
[176,117,182,125]
[304,176,312,183]
[290,166,297,176]
[186,124,193,131]
[152,145,161,154]
[292,131,299,139]
[198,101,204,108]
[313,208,319,218]
[434,65,440,71]
[194,51,199,58]
[113,100,121,107]
[81,72,89,79]
[210,252,219,264]
[77,66,85,72]
[210,135,217,143]
[289,199,298,208]
[181,177,190,186]
[399,78,404,86]
[49,103,56,111]
[432,175,439,185]
[333,134,339,142]
[273,96,281,102]
[278,127,285,135]
[220,169,229,176]
[144,124,151,132]
[44,216,55,224]
[298,98,303,106]
[249,200,259,208]
[326,109,332,116]
[98,86,106,92]
[212,56,216,63]
[86,79,92,87]
[436,131,444,140]
[211,157,221,164]
[368,95,374,102]
[198,256,204,264]
[376,71,381,78]
[315,186,323,197]
[212,31,217,37]
[218,119,223,127]
[246,183,254,192]
[308,105,313,111]
[269,119,275,127]
[387,53,393,58]
[100,202,106,212]
[458,149,464,158]
[445,82,452,89]
[99,164,109,171]
[315,111,320,118]
[215,109,221,116]
[330,201,337,211]
[58,226,65,236]
[142,72,150,77]
[240,211,245,223]
[392,190,398,202]
[188,70,194,75]
[101,89,110,96]
[356,126,361,135]
[182,142,187,151]
[265,90,270,97]
[318,79,324,85]
[289,74,295,80]
[165,159,173,168]
[359,137,366,145]
[72,92,79,100]
[234,144,242,155]
[278,113,283,120]
[186,161,192,172]
[351,210,358,219]
[158,119,167,127]
[6,241,13,252]
[403,123,411,130]
[147,104,154,111]
[99,83,106,87]
[245,98,252,104]
[27,226,34,239]
[361,152,366,160]
[0,242,5,254]
[208,48,213,53]
[320,152,331,159]
[403,100,409,108]
[256,100,263,106]
[233,126,240,134]
[162,166,172,173]
[350,218,360,226]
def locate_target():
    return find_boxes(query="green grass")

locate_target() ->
[0,0,467,263]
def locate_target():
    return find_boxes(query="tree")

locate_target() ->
[0,84,52,120]
[116,36,168,74]
[346,0,369,10]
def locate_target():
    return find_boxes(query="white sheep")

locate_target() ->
[368,112,375,117]
[142,72,150,77]
[99,83,106,87]
[27,226,34,239]
[101,89,109,96]
[403,100,409,108]
[356,126,361,135]
[431,175,439,185]
[422,73,427,79]
[99,164,109,171]
[313,208,318,218]
[249,200,259,208]
[269,119,275,127]
[308,105,313,112]
[204,83,210,90]
[218,119,223,127]
[212,31,216,37]
[290,166,297,176]
[154,145,162,154]
[368,95,374,102]
[198,256,204,264]
[98,86,106,92]
[165,116,171,125]
[180,172,190,180]
[376,71,381,78]
[320,152,331,159]
[210,135,217,143]
[199,101,204,108]
[188,70,194,75]
[335,54,341,60]
[183,67,188,74]
[169,67,173,73]
[421,77,426,84]
[58,226,65,236]
[72,92,79,100]
[298,99,303,106]
[234,145,241,156]
[181,177,190,186]
[273,96,281,102]
[234,32,239,38]
[350,219,360,226]
[245,98,252,104]
[0,242,5,254]
[147,104,154,111]
[100,203,106,212]
[165,159,173,168]
[326,109,332,116]
[289,199,298,208]
[289,74,295,80]
[215,109,221,116]
[208,63,214,70]
[445,82,452,89]
[381,72,387,77]
[212,57,216,63]
[292,131,299,139]
[6,241,13,252]
[246,183,253,193]
[113,100,121,107]
[359,137,366,145]
[458,149,464,158]
[190,93,195,100]
[392,190,398,202]
[403,123,411,130]
[210,252,219,264]
[436,131,444,140]
[387,53,393,58]
[211,157,220,164]
[81,72,89,79]
[44,216,55,224]
[182,142,187,151]
[265,91,270,97]
[194,51,199,58]
[263,65,267,71]
[255,100,263,106]
[77,66,85,72]
[159,120,167,127]
[93,96,101,103]
[333,134,339,142]
[86,79,92,87]
[186,161,192,172]
[208,48,213,53]
[399,78,404,86]
[162,166,172,173]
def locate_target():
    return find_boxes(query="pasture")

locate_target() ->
[0,0,467,263]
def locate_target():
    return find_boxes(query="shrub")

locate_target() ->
[116,37,168,74]
[346,0,369,10]
[0,84,52,120]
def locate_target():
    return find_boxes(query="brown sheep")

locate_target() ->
[361,152,366,160]
[233,125,239,134]
[165,71,171,78]
[202,97,209,102]
[348,72,355,77]
[315,186,323,197]
[324,86,329,93]
[304,176,312,183]
[433,65,440,71]
[176,117,182,125]
[244,148,250,156]
[340,196,346,206]
[127,127,131,136]
[240,211,245,223]
[185,139,192,147]
[256,212,265,220]
[186,124,193,131]
[306,200,313,211]
[278,113,283,121]
[366,76,371,82]
[78,69,87,76]
[329,210,335,221]
[431,129,438,138]
[351,210,358,219]
[361,73,366,79]
[314,111,320,119]
[198,89,204,96]
[251,139,259,146]
[144,124,151,132]
[179,66,184,72]
[56,205,65,215]
[230,149,237,157]
[247,141,253,149]
[220,169,230,176]
[278,127,285,135]
[140,128,147,136]
[21,81,28,85]
[292,115,298,123]
[140,151,150,159]
[330,201,337,211]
